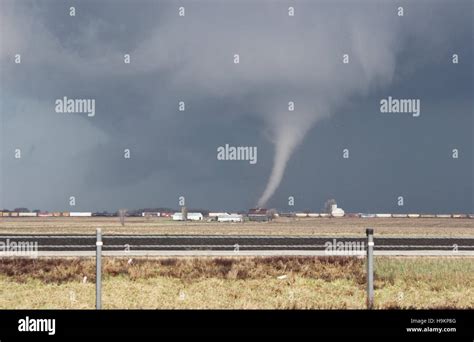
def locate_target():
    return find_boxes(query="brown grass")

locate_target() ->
[0,256,473,309]
[0,256,366,284]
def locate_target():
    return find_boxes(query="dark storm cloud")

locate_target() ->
[0,0,472,212]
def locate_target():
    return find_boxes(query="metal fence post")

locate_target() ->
[366,228,374,309]
[96,228,102,310]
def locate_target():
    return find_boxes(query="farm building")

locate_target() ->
[209,212,229,218]
[217,214,243,223]
[172,212,203,221]
[248,208,269,222]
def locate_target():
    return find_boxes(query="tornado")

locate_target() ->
[257,112,322,207]
[257,133,297,207]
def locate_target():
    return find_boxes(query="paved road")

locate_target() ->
[1,234,473,256]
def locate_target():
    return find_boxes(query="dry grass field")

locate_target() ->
[0,256,473,309]
[1,217,471,309]
[0,217,473,236]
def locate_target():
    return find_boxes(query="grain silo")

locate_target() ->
[331,204,345,218]
[181,206,188,221]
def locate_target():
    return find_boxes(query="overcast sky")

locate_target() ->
[0,0,472,213]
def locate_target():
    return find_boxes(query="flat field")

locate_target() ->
[0,256,472,309]
[0,217,473,236]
